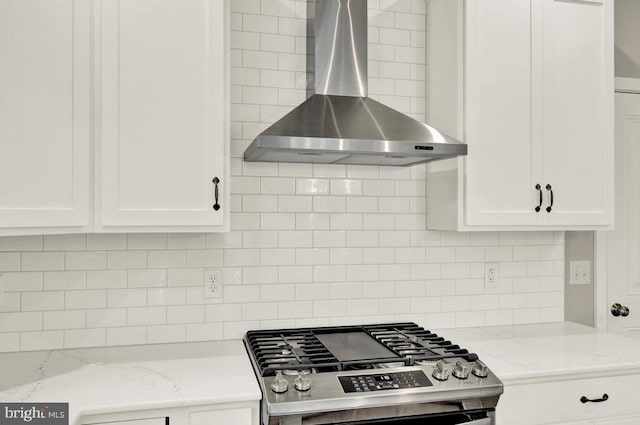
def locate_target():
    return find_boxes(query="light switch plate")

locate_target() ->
[569,260,591,285]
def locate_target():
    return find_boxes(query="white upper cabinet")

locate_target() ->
[96,0,228,232]
[0,0,91,235]
[540,0,614,227]
[425,0,614,231]
[0,0,228,235]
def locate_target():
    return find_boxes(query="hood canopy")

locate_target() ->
[243,0,467,167]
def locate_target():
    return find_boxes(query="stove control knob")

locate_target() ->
[452,361,469,380]
[294,371,311,391]
[472,360,489,378]
[271,371,288,393]
[432,360,450,381]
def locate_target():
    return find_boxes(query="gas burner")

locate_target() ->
[415,359,440,366]
[282,368,314,376]
[374,362,406,369]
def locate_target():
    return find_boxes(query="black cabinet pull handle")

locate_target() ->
[535,184,542,213]
[580,394,608,404]
[546,184,554,213]
[212,177,221,211]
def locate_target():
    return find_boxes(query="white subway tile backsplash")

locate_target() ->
[127,269,167,288]
[278,195,312,212]
[65,251,106,270]
[2,272,43,292]
[44,235,86,251]
[346,265,379,282]
[107,251,147,270]
[63,328,106,349]
[147,324,186,344]
[0,312,42,332]
[296,179,330,195]
[65,290,106,309]
[86,308,127,328]
[0,236,42,252]
[128,234,167,250]
[21,252,63,272]
[86,270,127,289]
[166,305,203,324]
[106,289,147,308]
[43,310,85,330]
[21,291,64,311]
[0,1,564,352]
[278,301,312,319]
[20,330,63,351]
[186,323,223,342]
[185,250,223,268]
[44,271,86,290]
[167,234,206,250]
[294,213,330,230]
[147,288,187,306]
[107,327,147,346]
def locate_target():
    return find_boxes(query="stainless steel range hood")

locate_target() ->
[243,0,467,167]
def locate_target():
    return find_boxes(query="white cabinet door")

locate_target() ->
[464,0,541,226]
[0,0,91,235]
[426,0,614,231]
[540,0,614,227]
[97,0,227,230]
[189,408,252,425]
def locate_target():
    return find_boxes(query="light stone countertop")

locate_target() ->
[437,321,640,384]
[2,322,640,424]
[0,340,261,425]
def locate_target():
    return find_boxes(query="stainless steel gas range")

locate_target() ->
[243,323,503,425]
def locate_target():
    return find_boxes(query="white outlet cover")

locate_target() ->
[0,275,5,310]
[569,261,591,285]
[204,269,223,299]
[484,263,499,289]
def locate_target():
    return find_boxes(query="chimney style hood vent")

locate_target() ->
[243,0,467,167]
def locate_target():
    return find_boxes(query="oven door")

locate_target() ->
[275,407,495,425]
[328,410,493,425]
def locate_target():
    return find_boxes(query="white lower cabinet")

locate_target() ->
[81,402,258,425]
[87,419,166,425]
[188,407,253,425]
[497,374,640,424]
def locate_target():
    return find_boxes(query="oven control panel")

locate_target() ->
[338,371,432,393]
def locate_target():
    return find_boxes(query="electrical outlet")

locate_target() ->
[0,274,5,311]
[204,269,223,299]
[485,263,499,289]
[570,261,591,285]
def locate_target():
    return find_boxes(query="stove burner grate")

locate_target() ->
[244,322,479,377]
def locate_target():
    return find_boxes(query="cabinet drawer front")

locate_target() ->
[497,375,640,425]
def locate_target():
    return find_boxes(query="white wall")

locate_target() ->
[0,0,565,353]
[615,0,640,78]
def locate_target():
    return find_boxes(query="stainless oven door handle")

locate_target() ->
[465,419,491,425]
